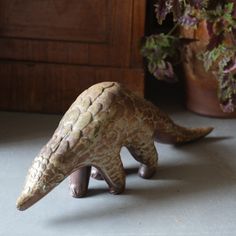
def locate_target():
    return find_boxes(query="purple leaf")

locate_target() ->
[178,14,199,27]
[220,99,235,113]
[206,21,214,37]
[154,0,170,24]
[219,73,236,113]
[154,61,177,83]
[224,58,236,73]
[206,32,224,50]
[172,0,182,21]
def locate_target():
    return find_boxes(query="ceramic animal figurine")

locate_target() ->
[16,82,213,211]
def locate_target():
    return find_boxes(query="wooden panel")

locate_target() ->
[0,0,134,67]
[130,0,146,68]
[88,0,133,66]
[0,0,146,113]
[0,61,144,113]
[0,38,89,65]
[0,0,110,42]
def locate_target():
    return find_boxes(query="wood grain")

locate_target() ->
[0,61,144,113]
[0,0,146,113]
[0,0,109,42]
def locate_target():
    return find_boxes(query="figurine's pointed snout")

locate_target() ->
[16,174,64,211]
[16,157,68,211]
[16,194,29,211]
[16,192,42,211]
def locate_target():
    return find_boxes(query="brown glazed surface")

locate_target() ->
[181,21,236,118]
[16,82,213,211]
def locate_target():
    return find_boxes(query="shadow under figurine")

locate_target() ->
[16,82,213,211]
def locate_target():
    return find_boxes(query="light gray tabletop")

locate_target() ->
[0,108,235,236]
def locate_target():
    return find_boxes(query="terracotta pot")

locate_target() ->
[181,21,236,118]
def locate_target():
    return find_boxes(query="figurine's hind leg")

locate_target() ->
[69,166,91,198]
[93,153,126,194]
[127,139,158,179]
[91,167,104,180]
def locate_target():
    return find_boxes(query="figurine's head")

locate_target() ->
[16,159,66,211]
[16,139,88,211]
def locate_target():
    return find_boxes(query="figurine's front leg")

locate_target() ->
[69,167,91,198]
[68,152,126,196]
[93,152,126,194]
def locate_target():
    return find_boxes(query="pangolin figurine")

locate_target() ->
[16,82,213,211]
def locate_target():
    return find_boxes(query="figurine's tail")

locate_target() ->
[154,111,213,144]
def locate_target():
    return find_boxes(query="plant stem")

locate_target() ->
[167,23,179,36]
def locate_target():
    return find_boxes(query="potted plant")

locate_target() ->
[141,0,236,117]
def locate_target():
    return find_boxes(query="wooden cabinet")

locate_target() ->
[0,0,146,113]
